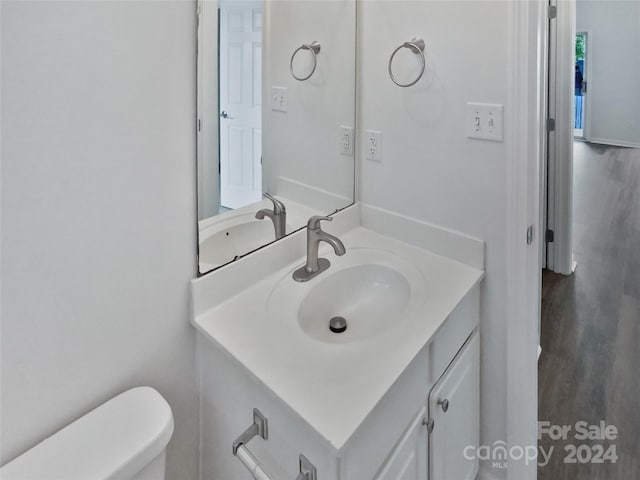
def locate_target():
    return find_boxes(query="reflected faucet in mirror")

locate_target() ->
[255,193,287,240]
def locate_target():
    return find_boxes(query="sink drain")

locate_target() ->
[329,316,347,334]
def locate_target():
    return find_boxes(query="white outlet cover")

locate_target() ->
[366,130,382,162]
[271,86,288,112]
[465,102,504,142]
[340,126,354,156]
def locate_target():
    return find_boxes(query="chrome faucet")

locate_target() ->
[255,193,286,240]
[293,216,346,282]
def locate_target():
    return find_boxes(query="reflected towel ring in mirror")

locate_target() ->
[388,37,426,88]
[290,41,321,81]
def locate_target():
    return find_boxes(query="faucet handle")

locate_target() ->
[263,193,286,214]
[307,215,332,230]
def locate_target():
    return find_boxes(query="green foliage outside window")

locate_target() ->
[576,35,585,60]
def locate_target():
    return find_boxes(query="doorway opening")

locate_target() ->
[539,1,640,478]
[574,32,586,138]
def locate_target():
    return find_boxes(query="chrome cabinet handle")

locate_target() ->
[438,398,449,413]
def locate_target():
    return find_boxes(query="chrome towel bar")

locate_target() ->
[236,445,271,480]
[388,37,426,87]
[232,408,268,455]
[232,409,318,480]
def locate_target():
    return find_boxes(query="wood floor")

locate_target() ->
[538,142,640,479]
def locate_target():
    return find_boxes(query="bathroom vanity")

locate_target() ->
[191,2,486,475]
[192,205,484,480]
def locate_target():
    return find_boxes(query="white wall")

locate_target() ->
[0,2,199,479]
[577,0,640,147]
[358,2,510,477]
[263,0,355,212]
[197,0,220,220]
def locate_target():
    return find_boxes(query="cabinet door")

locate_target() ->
[428,332,479,480]
[374,407,428,480]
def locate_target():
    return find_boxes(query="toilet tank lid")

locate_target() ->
[0,387,174,480]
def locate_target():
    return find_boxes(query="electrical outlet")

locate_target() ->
[271,86,288,112]
[465,102,504,141]
[366,130,382,162]
[340,126,354,156]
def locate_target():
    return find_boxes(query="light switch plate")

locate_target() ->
[466,103,504,142]
[271,87,288,112]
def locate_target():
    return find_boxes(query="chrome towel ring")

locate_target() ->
[388,37,426,88]
[290,41,321,81]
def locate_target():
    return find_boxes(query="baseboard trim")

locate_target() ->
[589,138,640,149]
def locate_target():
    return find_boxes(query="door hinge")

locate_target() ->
[423,417,435,434]
[527,225,534,245]
[583,81,588,93]
[547,118,556,132]
[548,5,557,19]
[545,229,555,243]
[198,118,202,132]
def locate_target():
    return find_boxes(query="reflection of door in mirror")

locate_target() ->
[219,1,262,210]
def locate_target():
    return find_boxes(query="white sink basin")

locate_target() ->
[268,247,427,344]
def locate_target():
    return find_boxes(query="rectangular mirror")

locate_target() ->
[197,0,356,275]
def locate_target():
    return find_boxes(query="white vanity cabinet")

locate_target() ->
[428,333,479,480]
[373,407,428,480]
[196,285,480,480]
[373,332,479,480]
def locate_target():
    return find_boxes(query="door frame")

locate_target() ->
[196,0,221,220]
[545,0,575,275]
[505,0,547,479]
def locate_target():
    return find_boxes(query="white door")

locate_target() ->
[219,0,262,210]
[544,0,575,275]
[428,333,479,480]
[374,407,428,480]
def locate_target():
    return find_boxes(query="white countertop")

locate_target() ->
[192,225,483,453]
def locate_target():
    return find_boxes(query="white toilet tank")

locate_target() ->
[0,387,174,480]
